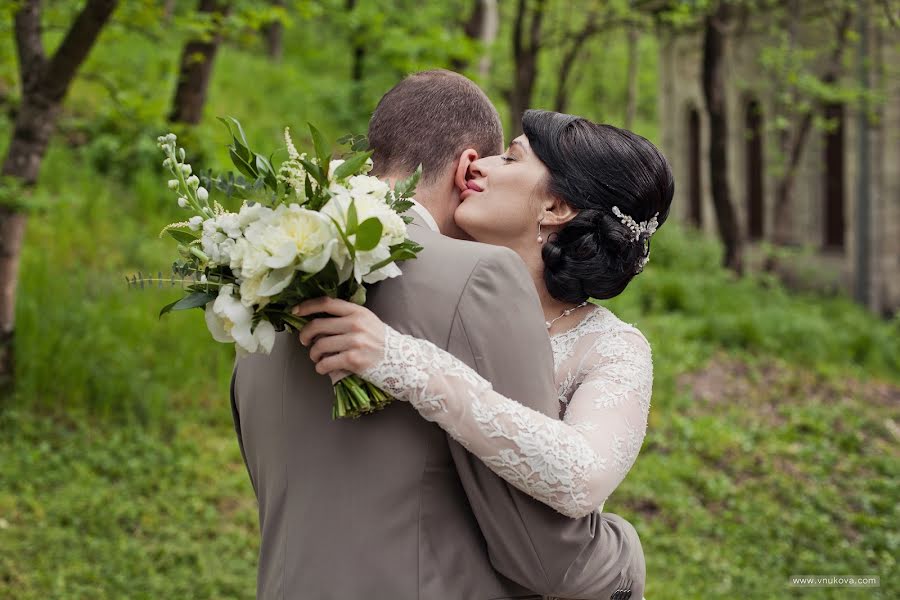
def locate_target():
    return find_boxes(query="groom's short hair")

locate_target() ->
[368,69,503,184]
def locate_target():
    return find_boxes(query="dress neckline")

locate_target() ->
[549,303,606,339]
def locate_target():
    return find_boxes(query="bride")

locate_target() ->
[294,109,673,521]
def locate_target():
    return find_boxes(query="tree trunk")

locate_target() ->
[163,0,177,21]
[0,0,119,394]
[624,25,640,129]
[701,4,743,273]
[169,0,229,125]
[452,0,499,81]
[264,0,284,61]
[508,0,546,137]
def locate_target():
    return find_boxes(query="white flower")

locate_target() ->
[237,202,270,227]
[186,175,200,189]
[181,164,192,176]
[327,159,345,179]
[197,186,209,202]
[177,197,188,208]
[188,216,203,231]
[242,204,338,296]
[238,272,270,308]
[204,284,275,354]
[217,213,242,239]
[321,182,408,283]
[168,179,179,190]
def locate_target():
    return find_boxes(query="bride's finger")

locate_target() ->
[314,352,351,376]
[298,316,353,346]
[308,334,354,363]
[293,296,358,319]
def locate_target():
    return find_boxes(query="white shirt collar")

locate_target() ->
[408,199,440,233]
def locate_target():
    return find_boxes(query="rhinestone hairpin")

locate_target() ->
[612,206,658,272]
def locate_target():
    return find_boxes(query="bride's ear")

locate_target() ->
[542,195,578,227]
[454,148,479,194]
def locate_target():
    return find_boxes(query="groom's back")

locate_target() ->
[232,223,547,599]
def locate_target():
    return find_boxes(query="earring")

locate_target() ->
[537,216,544,244]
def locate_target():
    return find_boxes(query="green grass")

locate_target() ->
[2,16,897,600]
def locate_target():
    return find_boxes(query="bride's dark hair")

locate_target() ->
[524,109,674,303]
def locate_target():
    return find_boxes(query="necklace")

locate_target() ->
[545,300,589,330]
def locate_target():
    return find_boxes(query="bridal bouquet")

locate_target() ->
[139,119,422,418]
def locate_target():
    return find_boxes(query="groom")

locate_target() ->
[231,70,644,599]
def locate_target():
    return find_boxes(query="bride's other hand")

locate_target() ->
[292,297,385,376]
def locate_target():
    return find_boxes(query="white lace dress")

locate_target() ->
[360,304,653,522]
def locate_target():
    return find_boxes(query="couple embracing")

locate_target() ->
[232,69,673,600]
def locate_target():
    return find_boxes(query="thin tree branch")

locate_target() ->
[12,0,46,94]
[43,0,119,103]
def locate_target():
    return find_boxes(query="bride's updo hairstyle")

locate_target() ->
[524,109,674,303]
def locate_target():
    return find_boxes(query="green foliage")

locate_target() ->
[1,4,896,598]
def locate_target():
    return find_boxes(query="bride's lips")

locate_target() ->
[460,180,483,200]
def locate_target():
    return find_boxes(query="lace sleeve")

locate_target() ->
[360,324,653,519]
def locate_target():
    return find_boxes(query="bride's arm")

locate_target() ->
[295,298,653,519]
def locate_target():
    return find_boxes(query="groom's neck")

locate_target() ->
[385,172,468,239]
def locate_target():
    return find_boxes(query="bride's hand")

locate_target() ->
[292,297,385,377]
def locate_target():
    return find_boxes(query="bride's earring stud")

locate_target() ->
[537,216,544,244]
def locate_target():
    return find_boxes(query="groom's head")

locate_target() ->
[368,69,503,238]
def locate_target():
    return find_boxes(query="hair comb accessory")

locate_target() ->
[612,206,659,272]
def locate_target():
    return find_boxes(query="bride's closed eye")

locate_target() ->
[500,155,516,163]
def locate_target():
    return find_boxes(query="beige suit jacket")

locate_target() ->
[231,210,645,599]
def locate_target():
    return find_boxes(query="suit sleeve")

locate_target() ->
[444,247,645,599]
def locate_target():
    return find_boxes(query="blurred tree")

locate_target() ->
[701,1,743,272]
[759,0,856,246]
[506,0,644,134]
[452,0,499,82]
[507,0,546,136]
[624,16,640,128]
[1,0,120,394]
[169,0,230,124]
[263,0,285,61]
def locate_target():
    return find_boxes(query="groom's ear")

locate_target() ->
[453,148,479,194]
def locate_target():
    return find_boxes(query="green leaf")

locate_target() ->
[229,147,257,180]
[346,199,359,233]
[218,117,252,164]
[165,228,200,245]
[255,153,277,189]
[158,298,181,318]
[332,150,373,180]
[393,164,422,198]
[298,157,325,187]
[166,291,217,314]
[225,116,251,149]
[355,217,383,251]
[309,123,330,178]
[391,199,414,214]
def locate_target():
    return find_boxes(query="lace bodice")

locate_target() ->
[360,304,652,519]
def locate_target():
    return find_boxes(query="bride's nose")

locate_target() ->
[468,158,488,180]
